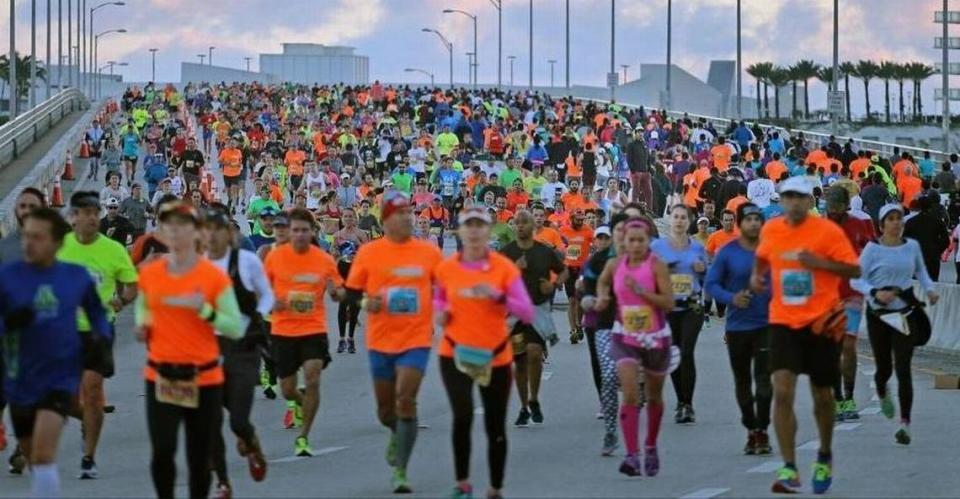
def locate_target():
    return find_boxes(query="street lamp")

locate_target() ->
[89,1,124,97]
[93,27,125,101]
[149,47,158,82]
[507,55,516,87]
[97,60,124,99]
[9,0,16,118]
[736,0,741,118]
[621,64,630,84]
[488,0,502,88]
[466,52,475,85]
[548,59,557,88]
[197,54,206,65]
[665,0,672,108]
[208,45,215,66]
[422,27,453,89]
[244,56,252,72]
[565,0,570,88]
[528,0,533,89]
[30,0,36,108]
[404,67,435,87]
[443,8,477,88]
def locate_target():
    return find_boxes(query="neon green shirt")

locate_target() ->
[436,132,460,157]
[57,233,138,330]
[523,175,547,197]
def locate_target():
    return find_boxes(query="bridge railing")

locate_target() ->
[0,89,90,168]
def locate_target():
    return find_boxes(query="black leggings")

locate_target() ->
[337,261,360,339]
[584,328,603,402]
[146,382,222,499]
[439,357,511,490]
[867,311,915,422]
[725,328,772,431]
[211,342,260,483]
[668,309,704,406]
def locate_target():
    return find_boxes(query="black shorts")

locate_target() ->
[511,322,546,356]
[769,325,841,388]
[81,328,116,378]
[564,266,582,298]
[271,334,331,379]
[123,155,139,163]
[223,175,242,188]
[9,390,73,438]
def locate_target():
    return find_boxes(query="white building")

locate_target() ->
[259,44,368,85]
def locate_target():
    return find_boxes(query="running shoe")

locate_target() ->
[293,402,304,428]
[392,468,412,494]
[895,424,911,446]
[514,408,531,428]
[674,404,684,424]
[337,339,347,353]
[239,437,268,482]
[684,404,696,424]
[547,334,560,347]
[842,399,860,420]
[8,446,25,474]
[283,402,296,429]
[263,386,277,400]
[771,466,801,494]
[569,330,580,345]
[755,430,773,455]
[618,454,642,477]
[451,483,473,499]
[880,394,895,419]
[529,401,544,425]
[811,460,833,495]
[213,482,232,499]
[601,432,619,457]
[833,400,846,423]
[744,430,758,455]
[385,433,398,467]
[79,455,98,480]
[643,446,660,477]
[0,422,7,452]
[294,436,313,457]
[348,339,357,354]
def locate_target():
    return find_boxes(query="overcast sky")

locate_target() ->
[3,0,951,113]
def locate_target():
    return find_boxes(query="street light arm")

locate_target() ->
[423,28,452,51]
[443,8,476,20]
[91,1,124,13]
[488,0,501,10]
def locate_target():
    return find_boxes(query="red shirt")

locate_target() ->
[833,214,876,299]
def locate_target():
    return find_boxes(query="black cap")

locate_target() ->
[70,191,101,209]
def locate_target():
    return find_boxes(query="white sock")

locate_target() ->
[31,463,60,498]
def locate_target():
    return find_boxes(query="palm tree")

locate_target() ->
[792,60,821,119]
[905,62,936,120]
[787,65,801,119]
[746,62,774,119]
[0,52,46,102]
[840,61,856,121]
[853,60,880,121]
[893,63,909,122]
[878,61,898,123]
[767,66,792,120]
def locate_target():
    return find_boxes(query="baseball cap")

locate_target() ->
[273,213,290,226]
[458,207,492,225]
[878,203,904,222]
[381,191,411,221]
[70,191,101,209]
[204,208,232,228]
[593,185,605,192]
[104,197,120,208]
[736,203,764,224]
[158,201,200,225]
[770,192,780,202]
[259,207,279,218]
[341,173,350,180]
[778,176,813,196]
[697,216,710,224]
[594,226,612,238]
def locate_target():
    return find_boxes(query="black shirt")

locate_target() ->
[500,240,565,305]
[177,149,206,176]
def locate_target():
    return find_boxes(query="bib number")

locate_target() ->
[622,305,654,334]
[386,287,420,315]
[670,274,693,297]
[288,291,316,314]
[780,269,813,306]
[565,245,582,261]
[156,376,199,409]
[443,183,454,196]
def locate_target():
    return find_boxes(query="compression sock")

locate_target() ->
[395,417,418,470]
[645,402,664,448]
[619,404,639,456]
[31,463,60,498]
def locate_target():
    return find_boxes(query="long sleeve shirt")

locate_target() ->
[704,240,770,332]
[851,238,935,311]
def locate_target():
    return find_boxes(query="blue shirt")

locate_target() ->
[121,133,139,157]
[650,238,707,308]
[762,202,784,220]
[0,261,110,405]
[704,240,771,332]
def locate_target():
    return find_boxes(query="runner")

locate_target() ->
[651,205,707,424]
[750,176,860,494]
[264,208,346,456]
[559,209,594,344]
[435,207,534,499]
[57,191,138,480]
[205,208,274,497]
[500,210,567,427]
[704,203,773,455]
[0,208,110,497]
[219,138,245,214]
[852,204,939,446]
[595,218,675,477]
[344,191,443,493]
[333,207,370,354]
[135,201,243,499]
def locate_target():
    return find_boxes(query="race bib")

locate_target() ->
[185,160,195,168]
[386,287,419,315]
[288,291,316,314]
[442,183,454,196]
[622,305,654,334]
[155,376,199,409]
[780,269,813,305]
[429,227,443,236]
[565,245,582,261]
[670,274,693,297]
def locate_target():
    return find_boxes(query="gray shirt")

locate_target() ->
[119,196,151,231]
[851,238,935,311]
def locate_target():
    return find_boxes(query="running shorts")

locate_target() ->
[271,334,331,378]
[769,324,841,388]
[608,333,671,375]
[844,297,864,337]
[9,390,73,438]
[564,266,581,298]
[368,348,431,380]
[81,326,116,378]
[223,175,242,188]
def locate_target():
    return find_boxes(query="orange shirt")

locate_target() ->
[565,155,582,178]
[138,258,232,386]
[805,149,827,166]
[561,192,590,212]
[705,228,740,256]
[892,160,914,181]
[693,167,712,189]
[496,209,514,223]
[435,252,522,367]
[682,173,699,207]
[755,216,858,329]
[849,158,870,180]
[559,225,594,268]
[505,191,530,211]
[534,226,565,251]
[711,145,732,171]
[725,195,750,215]
[765,161,788,182]
[285,149,307,176]
[345,238,443,353]
[219,148,243,178]
[898,175,923,206]
[264,244,343,336]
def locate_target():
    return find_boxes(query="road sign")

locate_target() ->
[828,91,845,115]
[607,72,619,87]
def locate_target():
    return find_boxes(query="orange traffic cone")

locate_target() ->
[50,177,65,208]
[62,153,76,181]
[79,140,90,159]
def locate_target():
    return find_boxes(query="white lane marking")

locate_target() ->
[798,440,820,451]
[680,487,730,498]
[542,371,553,381]
[474,408,485,415]
[835,423,861,431]
[861,368,877,376]
[270,446,348,463]
[417,423,431,429]
[748,461,782,473]
[860,407,881,415]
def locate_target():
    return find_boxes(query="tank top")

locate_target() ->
[613,253,668,349]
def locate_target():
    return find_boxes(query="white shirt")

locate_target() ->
[540,181,568,208]
[746,178,775,208]
[408,146,427,174]
[208,248,275,336]
[480,162,502,178]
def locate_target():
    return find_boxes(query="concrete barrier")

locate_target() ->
[924,282,960,353]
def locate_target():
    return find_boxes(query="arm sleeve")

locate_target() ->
[704,251,735,306]
[134,292,150,327]
[210,287,243,339]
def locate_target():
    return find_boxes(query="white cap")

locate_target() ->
[594,226,612,237]
[594,185,605,192]
[104,197,119,208]
[878,203,904,222]
[778,176,813,196]
[457,207,492,225]
[340,173,350,179]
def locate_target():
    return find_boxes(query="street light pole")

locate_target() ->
[149,48,157,82]
[466,52,474,84]
[422,28,454,89]
[565,0,570,89]
[528,0,533,89]
[94,28,125,101]
[80,0,84,95]
[209,46,214,66]
[621,64,629,84]
[197,54,205,65]
[943,0,951,152]
[58,0,62,90]
[244,56,251,72]
[67,0,71,87]
[89,2,125,97]
[736,0,742,119]
[508,55,516,87]
[665,0,672,109]
[404,68,435,87]
[46,0,51,99]
[488,0,501,88]
[548,59,556,88]
[30,0,37,109]
[832,0,840,136]
[609,0,615,102]
[442,9,478,88]
[9,0,16,118]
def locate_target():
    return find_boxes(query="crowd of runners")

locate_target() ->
[0,80,954,498]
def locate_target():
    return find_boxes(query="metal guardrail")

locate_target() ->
[0,88,90,168]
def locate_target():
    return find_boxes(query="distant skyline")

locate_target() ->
[2,0,952,114]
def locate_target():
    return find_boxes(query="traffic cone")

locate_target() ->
[62,153,76,181]
[50,177,65,208]
[79,140,90,159]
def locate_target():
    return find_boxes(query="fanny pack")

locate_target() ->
[445,336,508,387]
[810,302,846,343]
[149,360,218,409]
[867,288,931,347]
